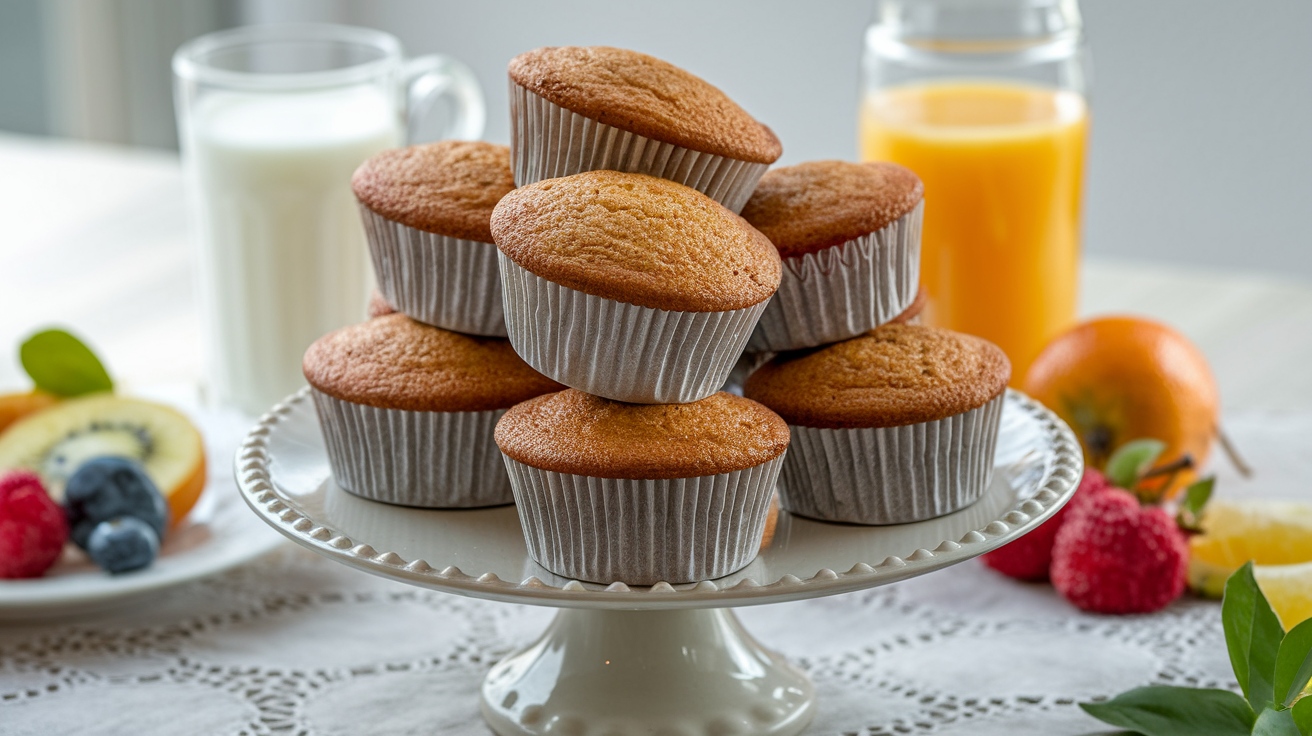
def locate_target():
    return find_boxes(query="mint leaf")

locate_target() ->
[1224,562,1285,712]
[1079,686,1254,735]
[1107,438,1166,488]
[1177,476,1215,532]
[19,328,113,397]
[1253,707,1301,736]
[1276,618,1312,707]
[1293,696,1311,734]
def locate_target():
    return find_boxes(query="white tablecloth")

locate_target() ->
[1,133,1311,735]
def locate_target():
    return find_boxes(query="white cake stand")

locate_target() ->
[235,388,1081,735]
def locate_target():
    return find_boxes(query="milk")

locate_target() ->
[185,86,400,416]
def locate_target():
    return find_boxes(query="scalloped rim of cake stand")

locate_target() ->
[234,388,1082,610]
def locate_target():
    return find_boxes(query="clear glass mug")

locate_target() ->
[860,0,1090,384]
[173,24,485,416]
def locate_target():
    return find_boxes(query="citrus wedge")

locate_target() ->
[0,390,59,435]
[1187,501,1312,627]
[1252,561,1312,629]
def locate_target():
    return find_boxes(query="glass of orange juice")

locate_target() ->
[860,0,1090,383]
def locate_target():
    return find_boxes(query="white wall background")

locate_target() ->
[7,0,1310,279]
[242,0,1312,281]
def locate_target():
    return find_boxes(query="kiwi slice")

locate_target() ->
[0,394,207,522]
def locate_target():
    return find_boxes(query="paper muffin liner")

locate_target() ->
[311,389,513,508]
[509,81,769,214]
[359,206,506,337]
[777,392,1004,525]
[498,253,768,404]
[721,350,775,396]
[503,454,785,585]
[747,201,923,352]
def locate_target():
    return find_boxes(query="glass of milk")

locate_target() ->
[173,24,484,416]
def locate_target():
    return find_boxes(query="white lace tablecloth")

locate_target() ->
[2,135,1312,736]
[0,545,1239,736]
[2,410,1307,736]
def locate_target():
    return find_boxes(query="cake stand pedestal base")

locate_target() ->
[480,607,815,735]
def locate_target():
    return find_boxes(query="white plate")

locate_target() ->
[0,398,286,620]
[236,388,1082,610]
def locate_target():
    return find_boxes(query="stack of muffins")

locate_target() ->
[302,46,1011,587]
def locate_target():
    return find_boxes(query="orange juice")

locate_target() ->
[859,81,1088,383]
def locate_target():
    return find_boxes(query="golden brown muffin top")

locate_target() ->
[740,161,924,259]
[351,141,514,242]
[508,46,782,164]
[491,171,781,312]
[303,314,563,412]
[743,324,1010,429]
[495,389,790,480]
[888,286,927,325]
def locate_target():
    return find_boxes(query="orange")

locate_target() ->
[0,391,59,436]
[1023,316,1218,496]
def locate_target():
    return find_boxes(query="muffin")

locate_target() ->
[507,46,781,213]
[495,389,789,584]
[492,170,781,404]
[304,314,563,508]
[740,160,924,351]
[352,141,515,336]
[367,290,395,319]
[721,350,773,396]
[890,286,927,325]
[743,324,1010,524]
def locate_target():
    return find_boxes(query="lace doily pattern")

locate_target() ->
[0,547,1234,735]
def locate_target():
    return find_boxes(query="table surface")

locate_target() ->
[1,132,1310,735]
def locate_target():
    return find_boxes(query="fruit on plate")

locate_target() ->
[0,471,69,579]
[0,390,59,435]
[0,395,206,527]
[1249,561,1312,629]
[982,468,1108,581]
[1050,484,1189,614]
[85,516,159,574]
[1023,316,1218,497]
[1187,500,1312,596]
[64,457,169,550]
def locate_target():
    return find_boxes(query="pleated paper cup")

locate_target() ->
[498,253,768,404]
[503,454,785,585]
[360,206,506,337]
[508,81,769,214]
[777,393,1004,525]
[748,201,923,352]
[311,389,513,508]
[721,350,775,396]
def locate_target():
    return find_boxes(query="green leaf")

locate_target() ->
[1079,686,1255,736]
[1107,438,1167,488]
[1224,562,1286,712]
[1276,618,1312,707]
[18,328,113,397]
[1292,696,1312,735]
[1253,707,1302,736]
[1177,476,1216,532]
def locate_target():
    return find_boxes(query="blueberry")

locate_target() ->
[86,516,159,574]
[64,457,168,549]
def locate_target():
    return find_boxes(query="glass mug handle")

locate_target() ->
[403,54,486,143]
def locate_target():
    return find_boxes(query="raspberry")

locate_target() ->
[0,471,69,579]
[1050,486,1188,614]
[982,468,1110,581]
